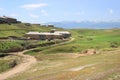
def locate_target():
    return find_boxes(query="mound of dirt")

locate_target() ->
[81,49,98,55]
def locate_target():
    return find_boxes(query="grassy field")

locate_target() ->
[0,23,64,53]
[26,28,120,55]
[0,23,64,73]
[0,23,63,37]
[6,28,120,80]
[0,24,120,80]
[7,48,120,80]
[0,41,24,53]
[48,29,120,53]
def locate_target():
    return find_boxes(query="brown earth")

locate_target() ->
[0,50,37,80]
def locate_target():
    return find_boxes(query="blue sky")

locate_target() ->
[0,0,120,23]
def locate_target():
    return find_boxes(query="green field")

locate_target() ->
[0,23,120,80]
[6,28,120,80]
[0,23,63,37]
[26,28,120,55]
[8,48,120,80]
[0,23,64,53]
[0,23,64,73]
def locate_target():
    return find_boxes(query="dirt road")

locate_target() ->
[0,38,74,80]
[0,50,37,80]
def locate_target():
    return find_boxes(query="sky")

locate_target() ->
[0,0,120,23]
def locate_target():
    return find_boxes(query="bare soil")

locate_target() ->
[0,50,37,80]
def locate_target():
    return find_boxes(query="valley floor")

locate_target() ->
[6,47,120,80]
[0,28,120,80]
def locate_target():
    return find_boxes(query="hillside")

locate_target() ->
[0,23,64,74]
[31,28,120,54]
[0,24,120,80]
[0,23,63,37]
[6,28,120,80]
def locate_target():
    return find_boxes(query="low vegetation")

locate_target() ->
[25,29,120,56]
[0,41,23,53]
[0,23,63,37]
[8,48,120,80]
[0,60,17,73]
[10,28,118,80]
[0,40,66,53]
[0,23,120,80]
[0,55,21,73]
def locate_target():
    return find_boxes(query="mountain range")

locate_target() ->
[46,21,120,29]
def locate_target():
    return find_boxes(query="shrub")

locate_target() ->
[110,42,118,48]
[0,41,24,53]
[0,60,17,73]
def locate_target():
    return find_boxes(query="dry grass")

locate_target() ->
[7,47,120,80]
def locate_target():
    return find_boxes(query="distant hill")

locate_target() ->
[46,21,120,29]
[0,23,63,37]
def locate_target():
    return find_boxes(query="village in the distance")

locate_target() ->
[0,16,71,41]
[0,0,120,79]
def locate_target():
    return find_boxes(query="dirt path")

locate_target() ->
[68,63,98,71]
[0,38,74,80]
[0,50,37,80]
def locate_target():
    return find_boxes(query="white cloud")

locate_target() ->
[21,3,48,10]
[29,14,39,18]
[41,10,49,17]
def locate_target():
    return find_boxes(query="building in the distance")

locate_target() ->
[24,32,41,40]
[48,24,54,27]
[0,16,21,24]
[25,30,71,40]
[54,31,71,38]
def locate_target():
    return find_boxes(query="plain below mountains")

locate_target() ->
[46,21,120,29]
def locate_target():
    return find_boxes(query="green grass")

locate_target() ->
[0,39,67,54]
[0,60,12,73]
[7,48,120,80]
[24,39,69,55]
[0,41,24,53]
[0,23,64,53]
[0,24,120,80]
[0,55,20,73]
[24,29,120,59]
[0,40,55,53]
[0,23,63,37]
[35,29,120,54]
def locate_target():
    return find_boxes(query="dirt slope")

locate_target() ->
[0,50,37,80]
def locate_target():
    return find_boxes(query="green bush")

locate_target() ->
[0,60,17,73]
[110,42,119,48]
[0,40,65,53]
[0,41,24,52]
